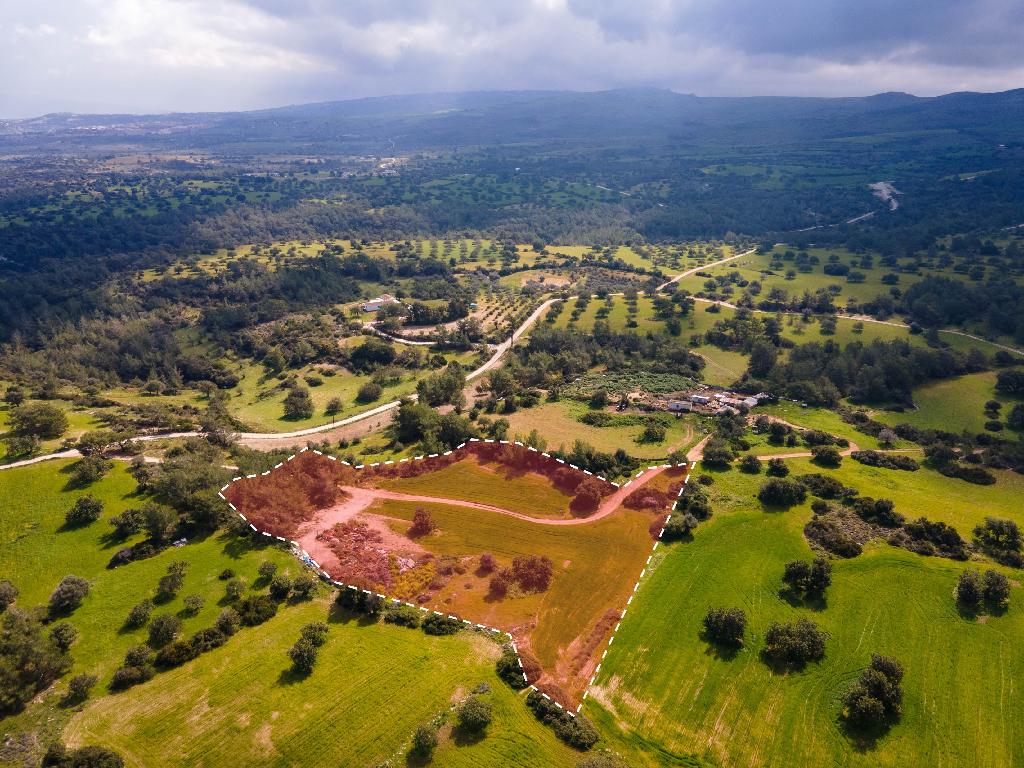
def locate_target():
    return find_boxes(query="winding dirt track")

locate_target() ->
[323,465,671,528]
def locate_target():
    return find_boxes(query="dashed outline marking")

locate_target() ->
[219,442,691,716]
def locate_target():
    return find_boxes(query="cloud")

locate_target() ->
[1,0,1022,117]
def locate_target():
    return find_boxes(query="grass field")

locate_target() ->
[370,494,657,702]
[65,600,578,768]
[587,465,1024,768]
[0,460,582,768]
[501,401,704,459]
[378,454,578,518]
[872,370,1024,435]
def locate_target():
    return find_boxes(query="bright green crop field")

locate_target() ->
[587,464,1024,768]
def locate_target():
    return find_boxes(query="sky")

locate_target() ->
[2,0,1022,118]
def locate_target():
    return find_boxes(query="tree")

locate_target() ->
[49,575,90,616]
[842,655,904,731]
[956,569,983,611]
[811,444,842,468]
[640,419,666,443]
[42,744,124,768]
[511,555,554,592]
[739,454,762,474]
[124,599,153,629]
[356,381,382,403]
[702,437,735,467]
[142,502,178,543]
[148,614,181,647]
[300,621,329,647]
[409,508,436,537]
[757,478,807,507]
[782,557,831,599]
[69,455,112,487]
[182,594,204,615]
[269,575,293,600]
[3,386,25,406]
[325,397,343,416]
[9,402,68,439]
[411,724,439,757]
[763,619,826,666]
[982,570,1011,609]
[0,580,17,612]
[65,496,103,528]
[65,673,98,703]
[283,385,314,420]
[49,622,77,652]
[748,339,778,378]
[0,608,72,715]
[457,695,493,733]
[702,607,746,646]
[291,574,316,600]
[288,637,318,675]
[157,561,187,601]
[258,561,278,581]
[766,458,789,477]
[225,578,246,601]
[570,476,608,515]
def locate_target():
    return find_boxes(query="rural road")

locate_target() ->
[656,247,754,292]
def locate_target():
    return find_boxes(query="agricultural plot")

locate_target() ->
[223,442,689,708]
[586,464,1024,768]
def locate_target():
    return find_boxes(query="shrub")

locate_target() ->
[49,622,78,652]
[849,497,904,527]
[218,568,235,580]
[42,744,124,768]
[842,655,904,731]
[739,454,762,474]
[49,575,90,616]
[257,561,278,581]
[903,517,969,560]
[225,578,246,601]
[478,553,497,574]
[408,508,436,537]
[765,458,789,477]
[457,695,493,733]
[570,476,609,514]
[269,575,293,600]
[124,599,153,629]
[495,645,527,689]
[65,673,98,703]
[236,595,278,626]
[356,381,383,403]
[662,512,699,541]
[511,555,554,592]
[64,496,104,528]
[983,570,1011,610]
[411,724,439,757]
[69,456,112,487]
[156,561,188,602]
[973,517,1022,564]
[0,608,72,714]
[0,580,18,612]
[702,437,736,467]
[757,478,807,507]
[148,614,181,647]
[215,608,241,636]
[810,445,842,467]
[182,594,204,615]
[956,569,983,610]
[108,507,145,539]
[763,619,826,667]
[291,574,317,599]
[300,622,329,647]
[525,690,599,749]
[782,557,831,599]
[422,614,463,635]
[850,450,919,471]
[804,517,862,558]
[796,473,850,499]
[702,607,746,646]
[289,638,318,675]
[383,604,422,628]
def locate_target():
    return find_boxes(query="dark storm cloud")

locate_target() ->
[1,0,1021,117]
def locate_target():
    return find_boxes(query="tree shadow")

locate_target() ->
[277,666,310,686]
[955,599,981,621]
[327,602,380,627]
[836,713,896,752]
[698,630,741,661]
[777,588,828,612]
[759,651,811,674]
[450,725,486,748]
[405,750,433,767]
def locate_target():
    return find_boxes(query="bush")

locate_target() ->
[283,386,314,420]
[291,574,317,599]
[702,607,746,646]
[702,437,736,467]
[289,638,318,675]
[356,381,383,403]
[269,575,293,600]
[849,497,904,528]
[903,517,969,560]
[804,517,863,558]
[810,445,842,468]
[525,690,599,749]
[49,622,78,652]
[739,454,762,473]
[973,517,1022,564]
[763,619,826,667]
[782,557,831,599]
[408,508,436,537]
[662,512,699,541]
[64,496,104,528]
[182,594,204,616]
[765,458,789,477]
[148,614,181,647]
[257,561,278,581]
[983,570,1011,610]
[225,578,246,601]
[956,569,983,610]
[156,561,187,602]
[9,402,68,439]
[0,608,72,715]
[842,654,904,731]
[457,695,493,733]
[215,608,241,636]
[236,595,278,626]
[49,575,90,616]
[69,456,112,487]
[757,478,807,507]
[42,744,124,768]
[495,645,527,689]
[796,473,849,500]
[850,450,919,471]
[124,600,154,630]
[300,622,329,647]
[411,724,439,757]
[422,614,463,635]
[383,604,422,629]
[0,580,18,612]
[66,673,98,703]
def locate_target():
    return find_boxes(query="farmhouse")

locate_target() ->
[362,293,400,312]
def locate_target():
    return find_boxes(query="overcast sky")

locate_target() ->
[2,0,1022,118]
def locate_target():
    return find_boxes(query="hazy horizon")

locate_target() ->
[2,0,1023,119]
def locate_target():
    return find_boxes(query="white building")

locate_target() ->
[362,293,400,312]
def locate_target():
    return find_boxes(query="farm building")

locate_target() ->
[362,293,400,312]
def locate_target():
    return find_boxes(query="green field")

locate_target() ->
[588,464,1024,768]
[872,370,1024,435]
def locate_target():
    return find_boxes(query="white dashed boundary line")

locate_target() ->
[218,440,691,716]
